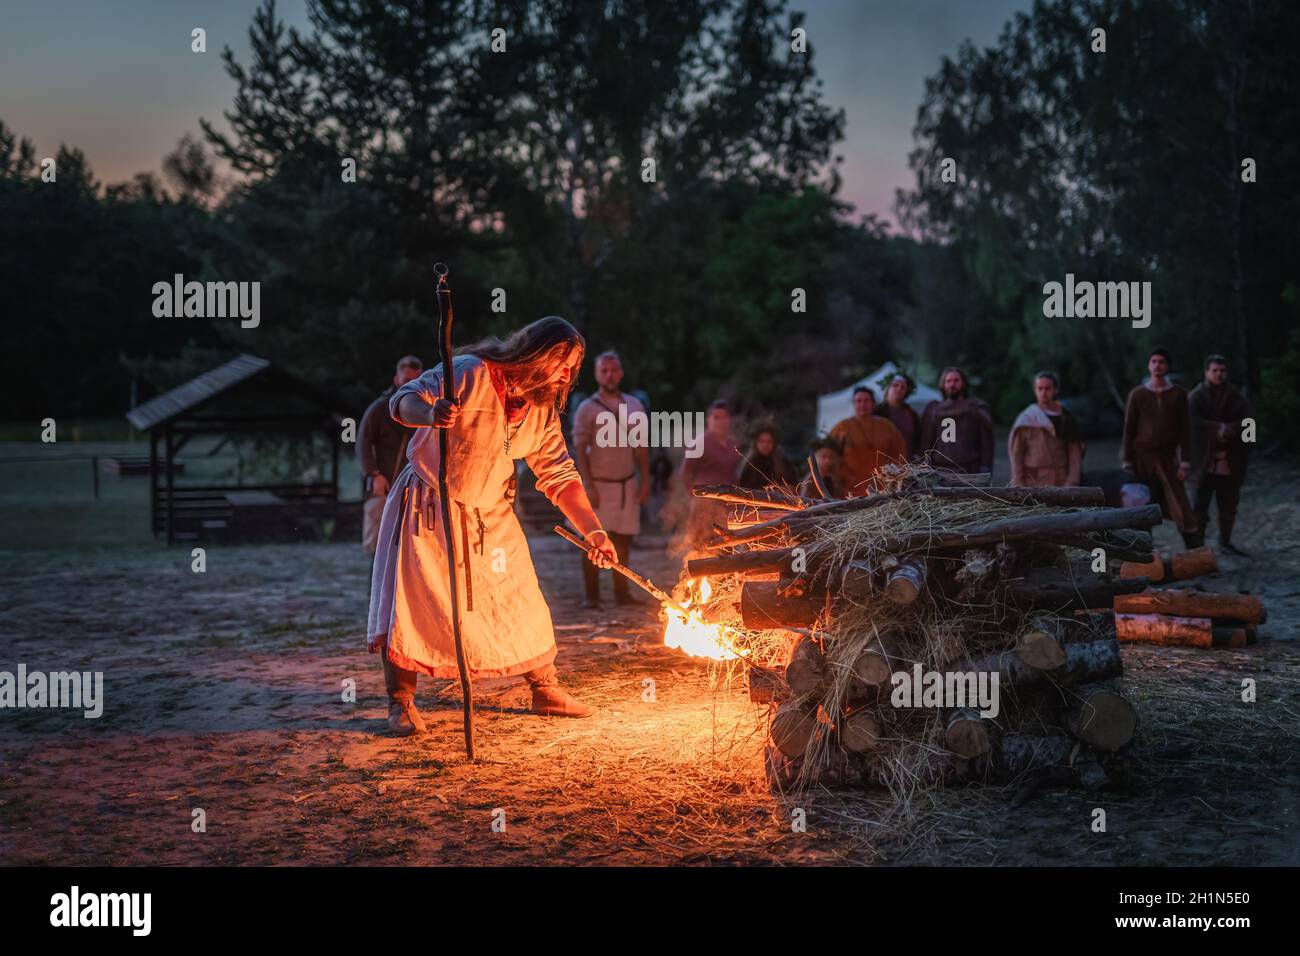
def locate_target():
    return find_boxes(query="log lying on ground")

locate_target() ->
[1064,683,1139,751]
[1120,546,1218,582]
[1115,613,1259,648]
[993,734,1110,789]
[741,581,825,629]
[1113,588,1266,625]
[838,559,877,598]
[1005,567,1149,611]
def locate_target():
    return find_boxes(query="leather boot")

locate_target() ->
[526,664,595,718]
[382,650,426,736]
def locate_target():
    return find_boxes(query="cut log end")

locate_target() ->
[1067,688,1138,751]
[1016,625,1068,671]
[945,710,992,758]
[770,702,819,758]
[840,710,882,754]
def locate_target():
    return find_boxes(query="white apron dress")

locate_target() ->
[366,355,581,678]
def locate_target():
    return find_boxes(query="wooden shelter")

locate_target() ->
[126,354,358,544]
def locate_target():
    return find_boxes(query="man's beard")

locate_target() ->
[522,381,564,411]
[943,387,964,400]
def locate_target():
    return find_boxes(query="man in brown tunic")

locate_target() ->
[358,355,422,553]
[1189,354,1252,555]
[1122,348,1199,547]
[829,387,907,495]
[919,367,994,476]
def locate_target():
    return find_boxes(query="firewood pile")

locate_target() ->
[681,466,1165,794]
[1114,547,1265,648]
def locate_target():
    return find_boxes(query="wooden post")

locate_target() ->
[164,424,175,546]
[149,429,158,537]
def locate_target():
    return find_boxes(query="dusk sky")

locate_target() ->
[0,0,1032,226]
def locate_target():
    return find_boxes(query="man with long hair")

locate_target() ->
[367,316,616,734]
[874,372,922,461]
[736,423,796,491]
[919,366,994,476]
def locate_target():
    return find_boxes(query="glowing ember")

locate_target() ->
[662,577,747,660]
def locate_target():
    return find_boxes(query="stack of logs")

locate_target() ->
[685,474,1161,791]
[1115,547,1266,648]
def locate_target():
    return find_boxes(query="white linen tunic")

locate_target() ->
[366,355,581,678]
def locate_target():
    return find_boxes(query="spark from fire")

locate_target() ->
[662,577,748,661]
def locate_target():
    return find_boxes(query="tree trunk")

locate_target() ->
[1113,588,1265,625]
[1115,612,1256,647]
[994,734,1110,789]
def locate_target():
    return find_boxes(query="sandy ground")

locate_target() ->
[1,458,1298,866]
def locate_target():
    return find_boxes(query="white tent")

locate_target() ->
[815,361,941,437]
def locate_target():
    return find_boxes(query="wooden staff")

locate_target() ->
[433,262,475,760]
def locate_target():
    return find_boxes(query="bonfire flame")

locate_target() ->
[662,577,748,660]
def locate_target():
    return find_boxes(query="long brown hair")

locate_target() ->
[458,316,586,412]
